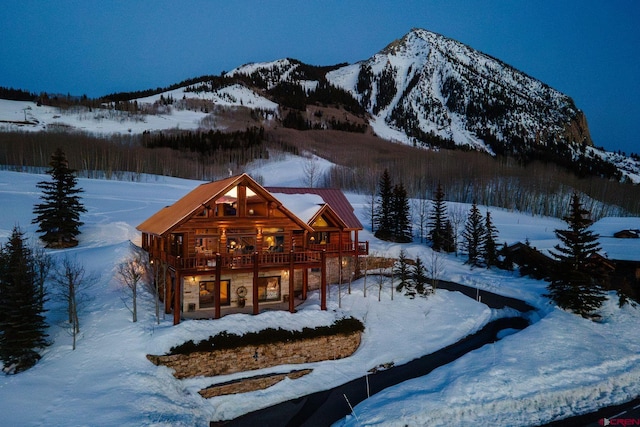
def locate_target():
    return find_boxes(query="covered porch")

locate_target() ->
[181,293,309,320]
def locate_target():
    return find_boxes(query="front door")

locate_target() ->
[199,280,230,308]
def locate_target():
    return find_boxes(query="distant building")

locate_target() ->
[613,229,640,239]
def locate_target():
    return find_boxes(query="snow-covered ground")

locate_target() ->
[0,156,639,426]
[0,82,278,137]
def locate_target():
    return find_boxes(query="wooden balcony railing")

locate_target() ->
[146,241,368,272]
[307,241,369,255]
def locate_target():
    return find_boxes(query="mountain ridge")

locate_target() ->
[1,28,638,183]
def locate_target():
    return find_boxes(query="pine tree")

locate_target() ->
[392,183,412,243]
[443,220,456,253]
[484,211,499,267]
[32,148,86,248]
[374,169,393,241]
[428,183,448,251]
[0,227,49,374]
[546,193,607,317]
[412,256,429,296]
[394,250,414,297]
[462,201,485,267]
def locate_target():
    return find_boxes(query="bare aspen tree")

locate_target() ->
[302,156,320,188]
[52,256,95,350]
[32,245,53,310]
[364,190,377,232]
[426,250,445,294]
[448,204,467,255]
[413,198,429,243]
[116,247,151,323]
[377,263,385,302]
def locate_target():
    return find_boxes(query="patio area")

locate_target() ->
[181,295,308,320]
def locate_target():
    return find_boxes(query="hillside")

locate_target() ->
[0,165,639,426]
[1,28,639,183]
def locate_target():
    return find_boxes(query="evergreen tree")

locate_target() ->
[484,211,499,267]
[374,169,393,241]
[32,148,86,248]
[394,250,414,297]
[428,183,455,252]
[392,183,412,243]
[462,201,485,267]
[0,227,49,374]
[546,193,607,317]
[443,220,456,253]
[428,183,448,251]
[412,256,429,296]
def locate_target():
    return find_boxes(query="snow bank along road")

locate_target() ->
[216,282,534,426]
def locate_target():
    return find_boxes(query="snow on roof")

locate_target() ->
[266,187,363,230]
[271,192,325,224]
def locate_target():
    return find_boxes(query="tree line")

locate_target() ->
[372,168,625,318]
[0,130,298,181]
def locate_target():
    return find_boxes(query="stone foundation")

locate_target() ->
[198,369,312,398]
[147,331,361,379]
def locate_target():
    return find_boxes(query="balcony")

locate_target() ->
[146,241,368,273]
[307,241,369,255]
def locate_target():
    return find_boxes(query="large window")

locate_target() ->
[257,276,281,302]
[310,231,330,245]
[199,280,230,308]
[169,233,184,257]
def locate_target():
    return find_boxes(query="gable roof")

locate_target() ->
[270,192,326,224]
[137,174,312,236]
[270,192,349,229]
[266,187,363,230]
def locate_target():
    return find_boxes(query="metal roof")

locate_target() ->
[136,175,363,237]
[266,187,363,230]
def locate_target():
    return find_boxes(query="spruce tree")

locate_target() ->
[546,193,607,317]
[0,227,49,374]
[443,220,456,253]
[484,211,499,267]
[428,183,448,251]
[412,256,429,296]
[462,201,485,267]
[394,250,414,297]
[32,148,86,248]
[374,169,393,240]
[392,183,412,243]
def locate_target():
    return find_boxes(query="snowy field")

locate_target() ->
[0,156,639,426]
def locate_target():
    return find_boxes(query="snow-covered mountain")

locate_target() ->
[328,28,589,153]
[1,28,639,182]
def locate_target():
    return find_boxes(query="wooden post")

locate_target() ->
[173,271,181,325]
[215,253,221,319]
[354,230,361,277]
[164,263,171,314]
[338,232,343,285]
[289,250,295,313]
[302,268,308,300]
[320,250,327,310]
[253,251,259,315]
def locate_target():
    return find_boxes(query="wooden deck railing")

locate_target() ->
[307,241,369,255]
[146,241,368,271]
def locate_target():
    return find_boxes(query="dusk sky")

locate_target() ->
[1,1,638,155]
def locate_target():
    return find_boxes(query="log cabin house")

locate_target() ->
[137,173,368,324]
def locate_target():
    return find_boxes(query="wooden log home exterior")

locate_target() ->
[136,173,368,324]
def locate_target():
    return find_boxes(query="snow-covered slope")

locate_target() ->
[0,164,639,426]
[0,82,278,136]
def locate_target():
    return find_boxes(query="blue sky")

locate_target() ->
[1,1,638,155]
